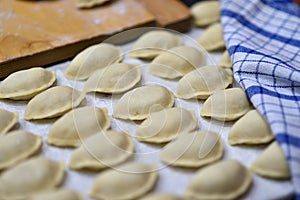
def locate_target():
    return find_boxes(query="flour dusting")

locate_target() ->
[0,10,16,20]
[94,15,107,25]
[111,1,127,15]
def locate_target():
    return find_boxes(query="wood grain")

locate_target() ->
[137,0,192,32]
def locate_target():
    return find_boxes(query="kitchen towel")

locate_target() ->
[221,0,300,198]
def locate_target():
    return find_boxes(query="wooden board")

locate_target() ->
[137,0,191,32]
[0,0,191,78]
[0,0,155,78]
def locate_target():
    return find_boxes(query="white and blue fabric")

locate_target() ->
[221,0,300,198]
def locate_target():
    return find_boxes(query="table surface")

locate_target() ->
[0,27,294,200]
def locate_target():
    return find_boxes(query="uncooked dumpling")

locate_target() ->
[47,106,110,147]
[185,160,252,200]
[76,0,110,8]
[89,163,158,200]
[129,30,182,59]
[0,109,18,136]
[228,110,274,145]
[69,130,134,170]
[64,43,122,80]
[0,67,56,100]
[0,130,42,170]
[219,50,232,68]
[191,1,220,27]
[198,23,225,51]
[176,66,232,99]
[160,131,223,168]
[201,88,252,121]
[29,189,82,200]
[113,85,174,120]
[136,107,197,144]
[84,63,141,94]
[149,46,206,79]
[141,193,184,200]
[24,86,85,120]
[0,157,65,199]
[250,141,290,179]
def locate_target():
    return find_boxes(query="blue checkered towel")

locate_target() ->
[221,0,300,198]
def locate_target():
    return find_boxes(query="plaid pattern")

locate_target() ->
[221,0,300,198]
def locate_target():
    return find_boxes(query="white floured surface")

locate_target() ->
[0,27,294,200]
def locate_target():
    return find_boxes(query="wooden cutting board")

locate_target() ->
[0,0,191,78]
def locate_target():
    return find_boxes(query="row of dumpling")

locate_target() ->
[191,1,226,51]
[0,70,97,200]
[0,71,80,198]
[0,67,84,119]
[0,111,268,200]
[0,106,290,200]
[0,106,216,199]
[0,106,143,199]
[0,96,84,198]
[217,90,290,180]
[60,33,232,99]
[0,103,144,199]
[0,129,81,199]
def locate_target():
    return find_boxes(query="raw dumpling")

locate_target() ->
[47,106,110,148]
[250,141,290,179]
[185,160,252,200]
[0,67,56,100]
[84,63,141,94]
[113,85,174,120]
[176,66,232,100]
[76,0,110,8]
[0,157,65,199]
[198,23,225,51]
[0,109,18,136]
[129,30,182,59]
[149,46,206,79]
[89,163,158,200]
[201,88,252,121]
[141,193,184,200]
[29,189,82,200]
[0,130,42,170]
[135,108,197,144]
[191,1,220,27]
[160,131,223,168]
[69,130,134,170]
[228,110,274,145]
[24,86,85,120]
[219,50,232,68]
[64,43,122,80]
